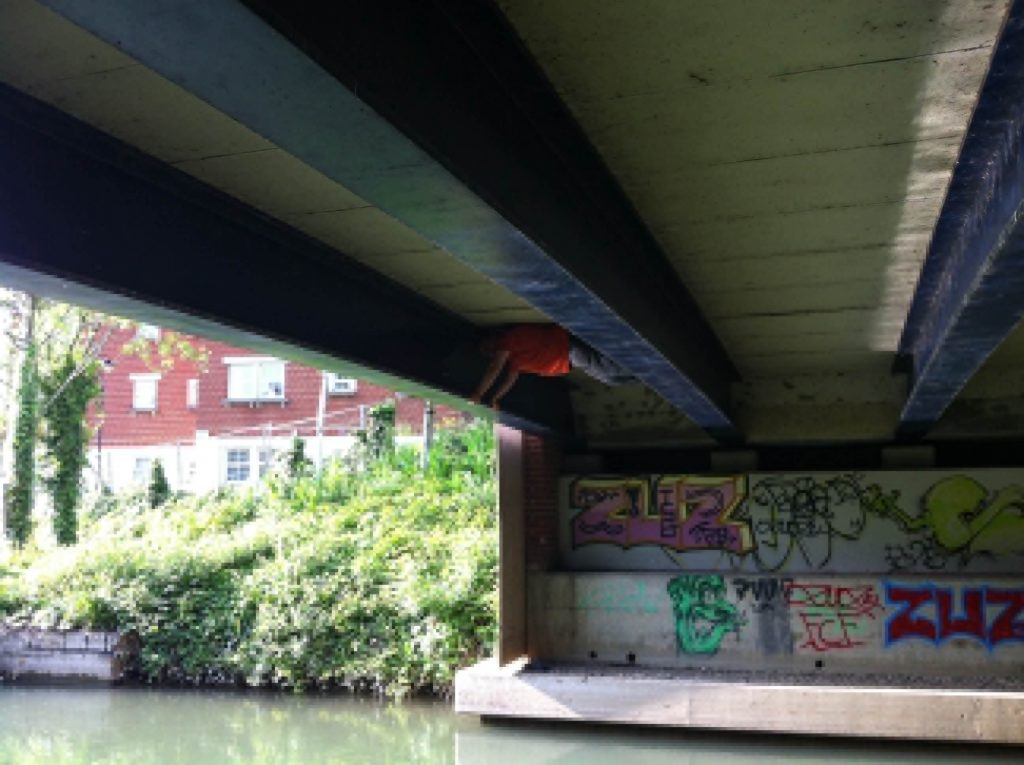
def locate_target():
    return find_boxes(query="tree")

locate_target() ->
[361,401,396,463]
[1,285,210,546]
[286,437,311,481]
[8,341,38,547]
[148,459,170,509]
[41,354,100,544]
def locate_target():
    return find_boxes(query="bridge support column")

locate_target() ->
[497,426,561,664]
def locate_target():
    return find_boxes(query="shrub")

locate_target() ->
[1,420,497,697]
[148,460,171,509]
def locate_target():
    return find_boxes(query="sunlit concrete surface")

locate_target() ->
[456,659,1024,744]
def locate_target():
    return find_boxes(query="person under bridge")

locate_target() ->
[470,324,636,409]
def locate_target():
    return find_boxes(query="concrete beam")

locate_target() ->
[0,83,569,434]
[898,1,1024,435]
[39,0,740,442]
[455,660,1024,744]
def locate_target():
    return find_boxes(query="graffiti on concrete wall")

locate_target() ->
[731,577,793,655]
[572,476,752,554]
[550,573,1024,671]
[870,476,1024,571]
[667,574,745,655]
[743,474,866,571]
[564,470,1024,574]
[885,582,1024,649]
[785,582,883,652]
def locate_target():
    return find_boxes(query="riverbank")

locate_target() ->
[0,422,498,696]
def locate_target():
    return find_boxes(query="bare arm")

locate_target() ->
[470,350,510,403]
[488,367,520,409]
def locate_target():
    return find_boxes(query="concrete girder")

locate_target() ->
[0,83,571,434]
[898,1,1024,435]
[38,0,741,442]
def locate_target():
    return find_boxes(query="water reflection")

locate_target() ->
[456,720,1022,765]
[0,687,1018,764]
[0,687,455,765]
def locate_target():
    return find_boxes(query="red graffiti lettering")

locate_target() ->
[785,582,882,652]
[885,585,937,643]
[986,590,1024,646]
[885,584,1024,649]
[935,588,985,643]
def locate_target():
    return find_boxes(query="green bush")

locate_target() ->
[148,459,171,509]
[1,420,497,697]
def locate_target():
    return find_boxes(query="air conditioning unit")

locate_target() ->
[326,374,358,396]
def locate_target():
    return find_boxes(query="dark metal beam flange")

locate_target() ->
[897,1,1024,436]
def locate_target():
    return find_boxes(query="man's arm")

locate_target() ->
[470,350,510,403]
[488,367,520,409]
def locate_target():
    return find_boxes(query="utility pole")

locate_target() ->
[315,371,327,472]
[421,400,435,470]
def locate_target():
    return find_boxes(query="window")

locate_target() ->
[325,373,358,396]
[132,457,152,484]
[131,373,160,411]
[186,379,199,409]
[226,449,250,482]
[258,448,276,478]
[225,357,286,402]
[136,324,160,341]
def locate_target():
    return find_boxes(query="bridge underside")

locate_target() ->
[4,0,1024,743]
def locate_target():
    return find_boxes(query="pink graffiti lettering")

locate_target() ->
[571,476,753,553]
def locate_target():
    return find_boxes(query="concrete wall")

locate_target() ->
[533,469,1024,678]
[529,571,1024,678]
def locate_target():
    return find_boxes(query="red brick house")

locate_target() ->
[90,325,460,492]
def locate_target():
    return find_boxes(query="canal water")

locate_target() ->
[0,686,1019,764]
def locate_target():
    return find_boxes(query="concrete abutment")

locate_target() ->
[459,430,1024,742]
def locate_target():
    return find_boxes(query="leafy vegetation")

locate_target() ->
[147,460,170,509]
[8,342,39,548]
[40,354,101,544]
[0,419,497,697]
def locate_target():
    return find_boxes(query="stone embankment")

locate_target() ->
[0,628,137,683]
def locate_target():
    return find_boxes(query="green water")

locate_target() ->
[0,686,1019,764]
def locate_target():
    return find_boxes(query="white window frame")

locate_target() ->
[325,373,358,396]
[225,448,251,483]
[258,447,276,478]
[186,378,199,409]
[132,457,152,485]
[130,373,161,411]
[224,357,286,403]
[136,323,160,342]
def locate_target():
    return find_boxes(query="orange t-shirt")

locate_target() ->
[498,325,570,376]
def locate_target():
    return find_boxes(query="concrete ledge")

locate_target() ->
[0,629,136,683]
[454,660,1024,744]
